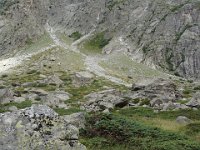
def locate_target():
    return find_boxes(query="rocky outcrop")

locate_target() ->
[0,105,86,150]
[127,78,183,110]
[72,71,94,87]
[186,92,200,108]
[81,89,128,112]
[0,88,14,104]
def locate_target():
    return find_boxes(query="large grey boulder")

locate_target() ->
[186,92,200,108]
[0,105,86,150]
[176,116,192,125]
[41,91,71,108]
[38,75,64,86]
[127,78,182,109]
[82,89,128,112]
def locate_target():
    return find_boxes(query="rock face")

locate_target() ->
[0,0,47,56]
[0,0,199,79]
[0,105,86,150]
[82,89,128,112]
[46,0,200,79]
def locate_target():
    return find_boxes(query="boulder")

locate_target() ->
[176,116,192,125]
[13,97,26,103]
[63,112,86,129]
[0,105,86,150]
[41,91,70,108]
[40,74,64,86]
[72,71,94,87]
[186,92,200,108]
[0,88,14,104]
[127,78,182,109]
[82,89,128,112]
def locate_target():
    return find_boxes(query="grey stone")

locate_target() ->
[176,116,192,125]
[0,88,14,104]
[82,89,128,112]
[186,92,200,108]
[73,71,94,87]
[0,105,86,150]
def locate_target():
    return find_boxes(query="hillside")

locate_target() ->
[0,0,200,150]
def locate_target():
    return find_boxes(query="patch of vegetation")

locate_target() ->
[183,89,193,98]
[1,74,8,78]
[65,78,127,107]
[80,113,200,150]
[139,98,150,106]
[132,98,140,104]
[142,45,152,54]
[100,53,169,83]
[185,123,200,136]
[25,38,33,45]
[177,99,189,104]
[194,85,200,91]
[106,0,126,11]
[53,107,82,116]
[0,100,32,111]
[175,24,194,42]
[114,107,200,121]
[69,31,82,41]
[83,32,111,54]
[170,1,190,13]
[165,48,174,71]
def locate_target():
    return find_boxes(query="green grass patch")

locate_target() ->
[100,53,169,83]
[82,32,111,54]
[69,31,82,41]
[1,100,32,110]
[114,107,200,121]
[185,123,200,136]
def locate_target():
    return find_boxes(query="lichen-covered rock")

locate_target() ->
[72,71,94,87]
[41,91,70,108]
[82,89,128,112]
[0,105,86,150]
[127,78,182,110]
[186,92,200,108]
[0,88,14,104]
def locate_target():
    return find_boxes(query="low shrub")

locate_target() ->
[81,113,200,150]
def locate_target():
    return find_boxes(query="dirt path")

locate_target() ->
[0,23,131,87]
[45,24,131,87]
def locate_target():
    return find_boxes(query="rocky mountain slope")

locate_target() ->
[0,0,200,150]
[0,0,200,79]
